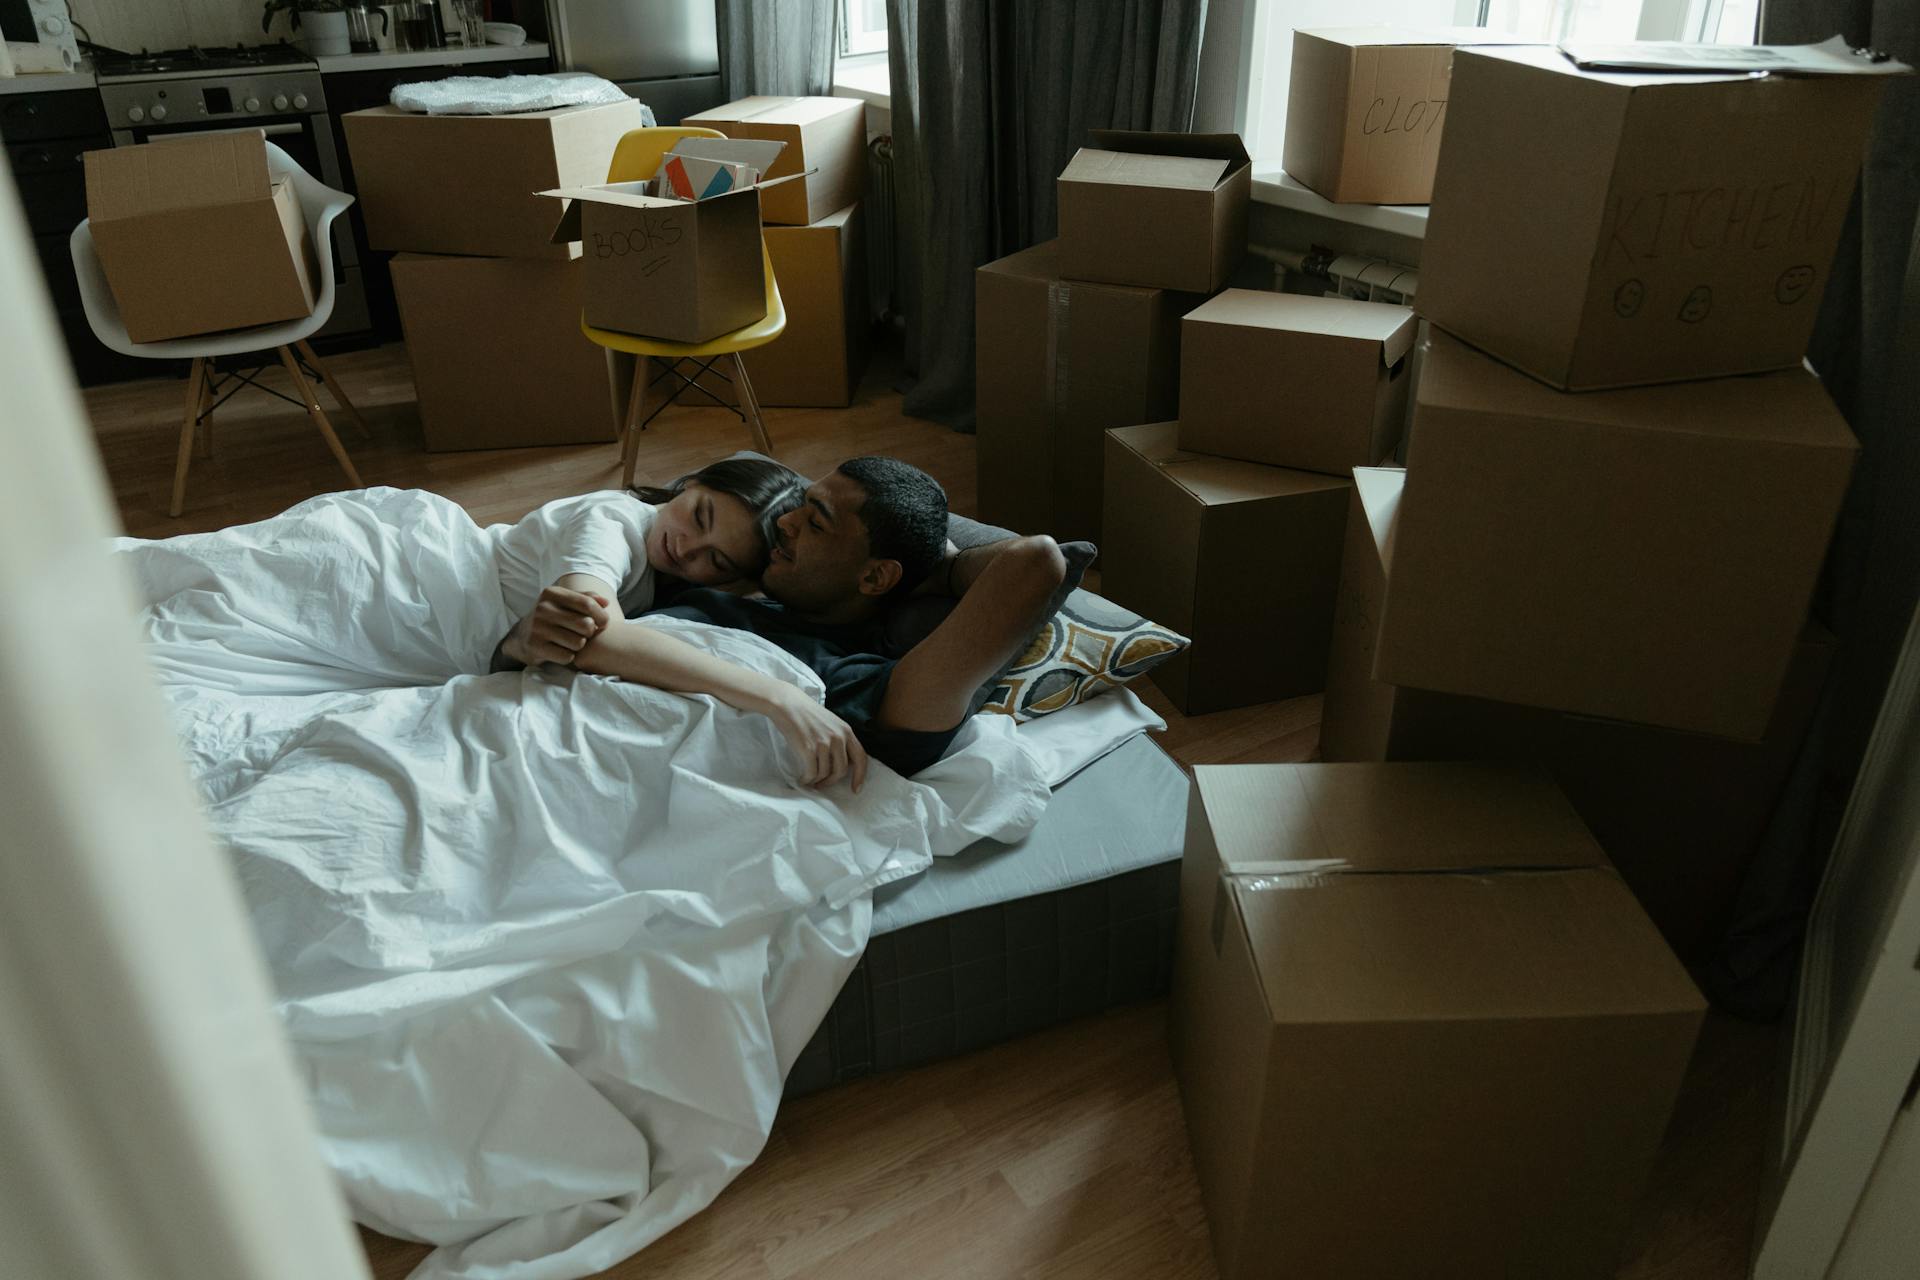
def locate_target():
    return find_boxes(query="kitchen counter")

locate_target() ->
[314,42,550,74]
[0,68,96,96]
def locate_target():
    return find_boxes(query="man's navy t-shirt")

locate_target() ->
[647,588,962,777]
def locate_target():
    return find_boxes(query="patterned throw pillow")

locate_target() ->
[978,589,1190,722]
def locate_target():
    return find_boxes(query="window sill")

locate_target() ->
[832,53,892,110]
[1251,169,1429,240]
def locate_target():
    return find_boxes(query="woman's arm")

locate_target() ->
[497,573,623,668]
[575,621,869,791]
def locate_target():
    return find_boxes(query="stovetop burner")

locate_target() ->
[93,43,317,82]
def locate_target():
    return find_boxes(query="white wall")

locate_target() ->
[68,0,258,51]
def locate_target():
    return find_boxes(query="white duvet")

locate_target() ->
[116,490,1051,1279]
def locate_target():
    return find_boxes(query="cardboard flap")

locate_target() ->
[548,198,584,245]
[1061,147,1228,191]
[669,136,788,175]
[1089,129,1251,169]
[1351,467,1404,569]
[539,179,677,211]
[85,134,272,222]
[1118,421,1348,506]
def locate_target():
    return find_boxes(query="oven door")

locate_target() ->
[112,116,370,340]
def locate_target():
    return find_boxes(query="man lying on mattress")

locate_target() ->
[495,455,1067,787]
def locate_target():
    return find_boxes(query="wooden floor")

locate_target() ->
[86,341,1777,1279]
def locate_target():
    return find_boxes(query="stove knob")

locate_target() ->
[149,104,167,120]
[292,93,309,110]
[244,97,261,113]
[272,94,289,111]
[39,15,68,36]
[127,105,145,123]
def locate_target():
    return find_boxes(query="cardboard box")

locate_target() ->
[975,241,1197,543]
[83,134,316,343]
[343,99,644,259]
[391,252,618,451]
[1057,130,1251,293]
[684,95,867,226]
[1418,45,1891,389]
[1178,288,1415,475]
[543,165,802,344]
[1101,422,1349,714]
[1378,328,1855,741]
[1322,466,1837,955]
[740,202,870,406]
[1170,761,1704,1280]
[1282,28,1457,204]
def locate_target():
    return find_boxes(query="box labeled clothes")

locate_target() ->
[1170,761,1704,1280]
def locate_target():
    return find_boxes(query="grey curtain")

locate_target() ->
[886,0,1209,430]
[717,0,840,97]
[1706,0,1920,1017]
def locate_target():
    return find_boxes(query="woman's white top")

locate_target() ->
[489,491,659,619]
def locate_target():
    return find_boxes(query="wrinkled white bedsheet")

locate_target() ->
[114,490,1050,1279]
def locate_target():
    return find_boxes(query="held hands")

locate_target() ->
[764,685,869,792]
[504,584,615,667]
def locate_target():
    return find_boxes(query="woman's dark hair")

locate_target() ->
[630,457,807,578]
[835,456,948,595]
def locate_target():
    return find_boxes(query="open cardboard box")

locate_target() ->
[84,132,317,343]
[541,140,811,344]
[1057,130,1250,293]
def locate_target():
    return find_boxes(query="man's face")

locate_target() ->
[760,471,880,612]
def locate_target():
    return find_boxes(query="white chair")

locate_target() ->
[70,141,369,518]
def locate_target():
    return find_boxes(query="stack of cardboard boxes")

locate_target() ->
[681,96,871,407]
[343,100,643,451]
[1147,36,1904,1280]
[972,131,1250,547]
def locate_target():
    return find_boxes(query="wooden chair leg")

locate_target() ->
[730,352,774,455]
[295,338,371,441]
[170,356,204,518]
[620,356,649,490]
[194,362,214,459]
[277,345,363,489]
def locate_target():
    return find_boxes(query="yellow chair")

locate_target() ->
[582,125,787,488]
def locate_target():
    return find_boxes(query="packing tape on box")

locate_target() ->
[1046,278,1073,437]
[1223,859,1351,891]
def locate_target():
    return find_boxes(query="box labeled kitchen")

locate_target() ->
[1170,761,1704,1280]
[1322,466,1837,955]
[1418,44,1896,389]
[1376,328,1855,741]
[684,95,868,226]
[343,99,644,259]
[976,240,1196,543]
[1057,130,1251,293]
[1101,422,1349,715]
[1178,289,1415,476]
[542,149,805,344]
[391,252,618,451]
[83,133,316,344]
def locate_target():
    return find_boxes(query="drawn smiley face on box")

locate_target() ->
[1775,265,1816,305]
[1613,279,1646,319]
[1677,286,1713,325]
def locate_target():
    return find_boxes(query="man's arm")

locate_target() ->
[573,621,868,790]
[876,535,1067,733]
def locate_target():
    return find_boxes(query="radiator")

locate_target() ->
[865,135,898,322]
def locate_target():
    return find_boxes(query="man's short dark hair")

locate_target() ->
[836,456,948,595]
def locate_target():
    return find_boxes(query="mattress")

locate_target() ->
[785,733,1190,1096]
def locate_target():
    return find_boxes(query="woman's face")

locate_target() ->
[646,482,765,586]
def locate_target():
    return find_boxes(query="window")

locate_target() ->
[1232,0,1760,168]
[841,0,888,57]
